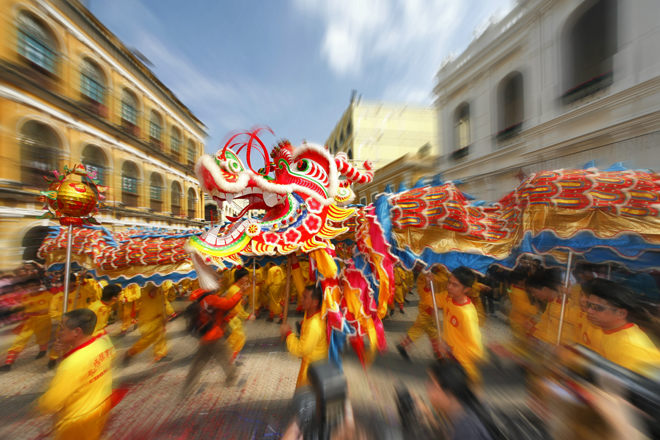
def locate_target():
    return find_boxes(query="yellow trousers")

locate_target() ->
[9,315,51,353]
[296,359,310,388]
[268,283,284,316]
[394,286,405,305]
[226,316,246,354]
[52,398,111,440]
[407,309,439,342]
[128,318,167,359]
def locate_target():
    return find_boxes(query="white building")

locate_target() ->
[435,0,660,201]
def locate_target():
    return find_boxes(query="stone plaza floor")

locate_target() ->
[0,290,515,439]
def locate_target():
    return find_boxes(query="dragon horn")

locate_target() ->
[335,155,374,184]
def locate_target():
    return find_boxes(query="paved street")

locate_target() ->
[0,290,514,439]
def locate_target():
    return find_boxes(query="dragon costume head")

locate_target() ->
[186,128,374,268]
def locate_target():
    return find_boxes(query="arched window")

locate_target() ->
[121,161,139,207]
[149,173,164,211]
[347,120,353,137]
[497,72,524,139]
[347,149,353,160]
[149,110,162,148]
[81,145,107,185]
[80,58,105,104]
[22,226,50,263]
[121,89,139,135]
[454,103,470,150]
[170,127,181,159]
[333,140,338,154]
[563,0,617,103]
[17,12,57,74]
[187,140,196,167]
[171,181,182,215]
[205,204,218,223]
[187,187,197,218]
[20,121,59,189]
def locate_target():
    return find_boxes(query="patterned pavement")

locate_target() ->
[0,289,516,439]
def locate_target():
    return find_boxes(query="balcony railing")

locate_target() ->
[172,205,181,216]
[21,165,54,190]
[562,70,613,105]
[122,193,138,208]
[496,122,523,142]
[450,145,469,162]
[188,209,195,219]
[150,137,164,151]
[150,200,162,212]
[121,119,140,138]
[85,99,109,119]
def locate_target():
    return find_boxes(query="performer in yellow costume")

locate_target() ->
[280,285,328,388]
[436,267,485,382]
[119,284,141,336]
[223,268,254,363]
[2,279,53,371]
[506,270,538,339]
[524,271,575,345]
[585,279,660,377]
[292,258,310,314]
[78,274,103,307]
[397,266,447,359]
[467,280,488,327]
[87,285,122,338]
[123,282,171,363]
[39,308,114,440]
[266,262,286,322]
[393,263,407,314]
[567,287,603,352]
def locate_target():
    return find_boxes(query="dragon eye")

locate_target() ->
[297,160,309,172]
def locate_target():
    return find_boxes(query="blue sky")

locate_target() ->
[90,0,512,155]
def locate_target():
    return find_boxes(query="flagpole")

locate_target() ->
[556,250,573,346]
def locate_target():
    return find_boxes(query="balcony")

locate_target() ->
[84,99,109,119]
[496,122,523,142]
[150,199,162,212]
[450,145,469,163]
[121,119,141,138]
[188,209,195,219]
[172,205,181,216]
[561,70,613,105]
[149,137,164,152]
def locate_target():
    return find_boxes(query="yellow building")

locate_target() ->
[352,150,440,205]
[326,96,440,171]
[0,0,207,271]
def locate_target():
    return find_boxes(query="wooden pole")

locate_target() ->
[280,254,293,341]
[556,250,573,346]
[252,258,257,313]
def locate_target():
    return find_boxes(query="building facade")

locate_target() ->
[326,97,439,171]
[0,0,207,270]
[435,0,660,202]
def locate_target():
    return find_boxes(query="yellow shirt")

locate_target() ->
[23,290,53,315]
[121,284,141,303]
[598,323,660,376]
[78,279,102,307]
[286,310,328,365]
[570,284,583,305]
[508,286,538,328]
[39,335,114,422]
[49,290,77,321]
[570,308,603,352]
[225,284,250,320]
[267,265,285,286]
[395,267,407,287]
[531,297,575,345]
[86,300,114,337]
[138,285,166,324]
[438,292,484,366]
[417,271,446,311]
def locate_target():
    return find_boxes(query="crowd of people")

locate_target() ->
[1,254,660,439]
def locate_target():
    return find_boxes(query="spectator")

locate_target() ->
[584,278,660,376]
